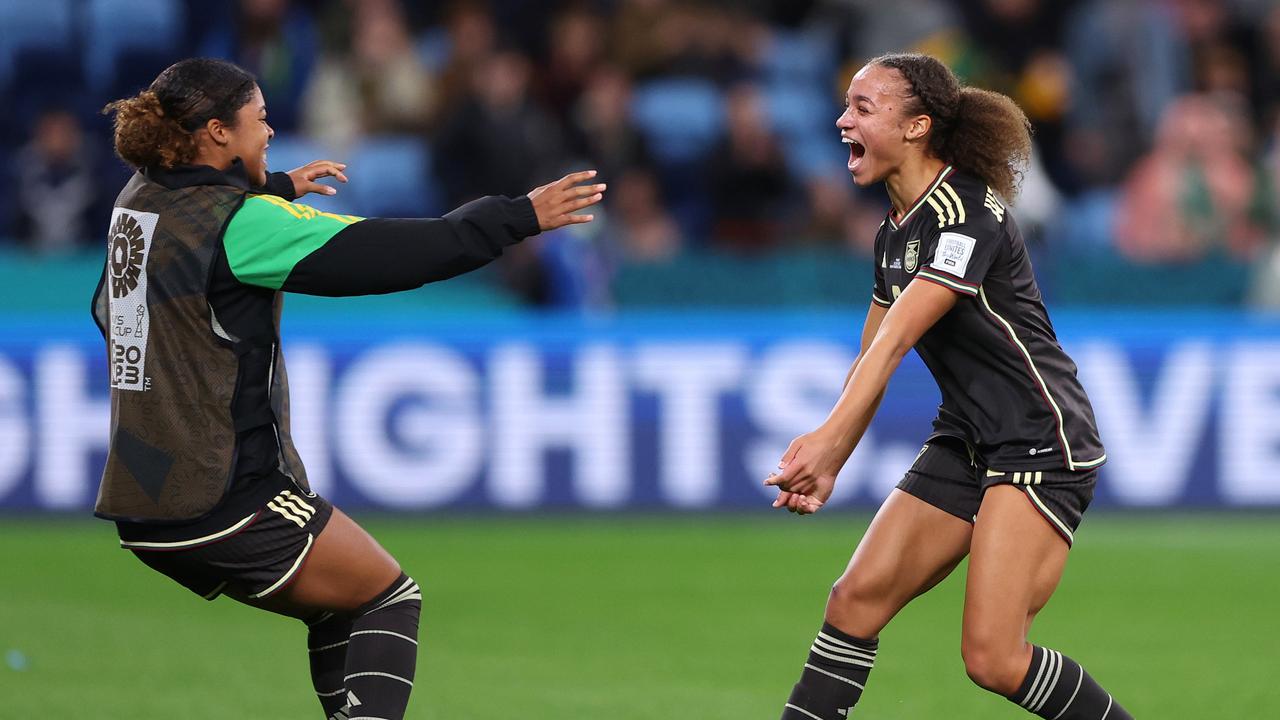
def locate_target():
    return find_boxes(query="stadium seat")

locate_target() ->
[761,30,836,85]
[630,78,725,166]
[263,134,355,215]
[0,0,75,83]
[10,48,90,135]
[415,27,452,75]
[785,137,847,181]
[764,86,836,138]
[83,0,185,92]
[344,136,437,218]
[105,49,174,100]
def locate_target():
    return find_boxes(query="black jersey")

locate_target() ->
[871,166,1105,472]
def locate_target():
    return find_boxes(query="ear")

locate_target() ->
[204,117,230,146]
[904,113,932,142]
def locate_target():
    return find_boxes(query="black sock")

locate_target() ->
[1008,646,1132,720]
[781,622,878,719]
[306,611,352,718]
[338,574,422,720]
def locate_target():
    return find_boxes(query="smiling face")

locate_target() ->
[229,85,272,185]
[206,85,272,185]
[835,64,929,186]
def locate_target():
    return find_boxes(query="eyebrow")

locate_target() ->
[851,94,875,107]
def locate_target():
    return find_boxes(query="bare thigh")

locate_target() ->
[233,508,403,620]
[826,489,974,638]
[962,485,1070,692]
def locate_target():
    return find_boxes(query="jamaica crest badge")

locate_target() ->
[905,238,920,273]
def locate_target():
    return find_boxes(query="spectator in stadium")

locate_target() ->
[705,82,799,252]
[611,166,683,262]
[1114,92,1275,262]
[434,49,566,208]
[198,0,317,132]
[303,0,436,150]
[10,108,110,253]
[432,0,499,126]
[539,5,608,127]
[567,65,653,183]
[94,58,604,720]
[765,53,1133,720]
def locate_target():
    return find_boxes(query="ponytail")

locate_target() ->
[103,90,199,169]
[102,58,258,170]
[945,87,1031,202]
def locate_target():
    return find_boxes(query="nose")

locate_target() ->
[266,123,275,140]
[836,108,853,129]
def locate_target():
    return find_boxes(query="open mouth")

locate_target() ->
[843,136,865,172]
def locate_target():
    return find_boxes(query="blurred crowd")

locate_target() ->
[4,0,1280,308]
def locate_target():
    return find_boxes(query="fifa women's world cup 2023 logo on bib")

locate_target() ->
[107,208,159,391]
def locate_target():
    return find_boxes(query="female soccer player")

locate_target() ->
[765,54,1133,720]
[93,58,604,720]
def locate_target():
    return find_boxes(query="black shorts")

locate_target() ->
[124,488,334,601]
[896,436,1096,546]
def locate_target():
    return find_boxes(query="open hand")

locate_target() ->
[527,170,606,230]
[287,160,348,198]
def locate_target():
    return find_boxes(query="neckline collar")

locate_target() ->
[887,164,953,230]
[143,158,252,191]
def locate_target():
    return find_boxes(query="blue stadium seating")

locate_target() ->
[10,48,89,134]
[764,85,836,137]
[83,0,184,91]
[630,78,725,166]
[344,136,437,218]
[0,0,75,83]
[761,29,836,85]
[263,134,355,215]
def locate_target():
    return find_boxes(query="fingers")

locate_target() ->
[772,490,792,508]
[557,169,598,186]
[787,493,806,513]
[571,191,604,210]
[532,176,607,230]
[306,162,348,183]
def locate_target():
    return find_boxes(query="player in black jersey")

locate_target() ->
[766,54,1133,720]
[95,59,604,720]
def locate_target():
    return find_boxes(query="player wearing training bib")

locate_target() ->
[94,58,605,720]
[765,54,1132,720]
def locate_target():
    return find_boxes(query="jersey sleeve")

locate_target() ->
[871,224,892,307]
[222,193,539,296]
[914,184,1004,298]
[222,194,366,290]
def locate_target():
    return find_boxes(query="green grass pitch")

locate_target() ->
[2,512,1277,718]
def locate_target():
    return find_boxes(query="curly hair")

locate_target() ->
[869,53,1032,202]
[103,58,257,170]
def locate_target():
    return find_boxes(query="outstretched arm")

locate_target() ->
[765,279,957,513]
[223,170,605,296]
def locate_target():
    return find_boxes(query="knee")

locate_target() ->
[828,571,887,612]
[961,637,1027,696]
[825,571,893,634]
